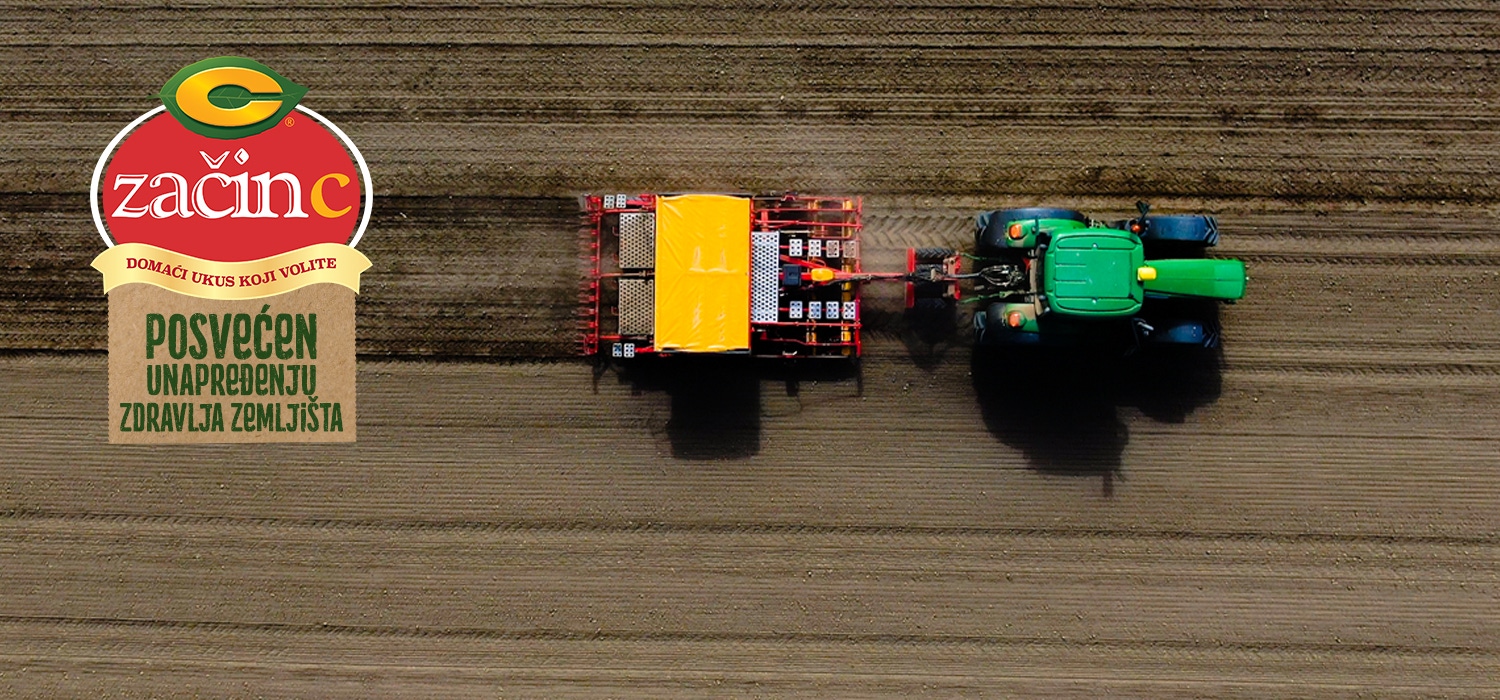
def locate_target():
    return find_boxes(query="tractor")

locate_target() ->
[911,202,1246,350]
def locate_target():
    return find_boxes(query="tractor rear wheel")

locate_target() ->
[975,302,1043,346]
[976,207,1087,256]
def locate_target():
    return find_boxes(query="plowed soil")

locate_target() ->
[2,2,1498,697]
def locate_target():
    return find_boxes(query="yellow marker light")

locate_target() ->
[1007,222,1024,239]
[1006,311,1025,328]
[1137,266,1157,281]
[810,267,836,283]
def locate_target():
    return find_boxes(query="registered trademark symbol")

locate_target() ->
[284,116,295,127]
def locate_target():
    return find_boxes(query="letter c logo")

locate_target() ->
[311,173,352,218]
[159,57,307,139]
[175,67,284,129]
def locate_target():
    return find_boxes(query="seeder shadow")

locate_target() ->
[612,356,861,461]
[612,356,870,461]
[614,356,761,460]
[970,345,1223,497]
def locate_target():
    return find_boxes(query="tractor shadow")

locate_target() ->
[612,356,860,461]
[969,345,1223,496]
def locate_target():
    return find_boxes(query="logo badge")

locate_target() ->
[91,58,372,443]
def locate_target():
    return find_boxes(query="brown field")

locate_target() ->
[2,2,1499,696]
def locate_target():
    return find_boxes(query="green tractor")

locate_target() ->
[928,203,1246,349]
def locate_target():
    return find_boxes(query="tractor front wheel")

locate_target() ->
[1134,217,1218,247]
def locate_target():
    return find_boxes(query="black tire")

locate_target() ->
[1139,215,1218,246]
[976,207,1087,256]
[1139,319,1219,348]
[914,247,955,263]
[1139,298,1221,346]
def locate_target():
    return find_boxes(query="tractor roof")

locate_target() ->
[1043,228,1145,317]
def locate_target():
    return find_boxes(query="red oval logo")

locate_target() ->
[96,107,369,262]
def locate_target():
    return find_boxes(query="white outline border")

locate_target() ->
[90,104,373,250]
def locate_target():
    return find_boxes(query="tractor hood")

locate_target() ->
[1142,258,1247,301]
[1043,229,1145,317]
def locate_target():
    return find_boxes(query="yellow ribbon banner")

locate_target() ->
[92,242,371,300]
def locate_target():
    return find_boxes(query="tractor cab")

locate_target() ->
[1041,228,1146,318]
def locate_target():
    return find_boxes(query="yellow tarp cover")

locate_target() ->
[653,194,752,352]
